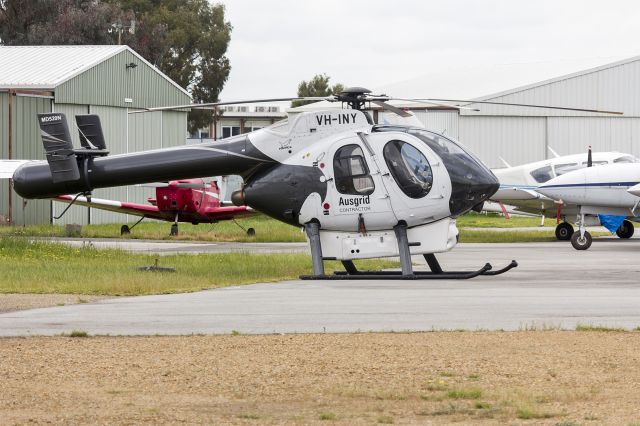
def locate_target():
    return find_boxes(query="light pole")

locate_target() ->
[108,20,136,45]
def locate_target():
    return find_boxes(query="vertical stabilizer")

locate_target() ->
[37,113,80,183]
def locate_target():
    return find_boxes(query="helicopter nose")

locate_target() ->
[448,160,500,216]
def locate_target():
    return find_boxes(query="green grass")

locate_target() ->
[0,214,305,243]
[457,212,555,228]
[0,212,610,244]
[61,330,89,338]
[0,237,397,295]
[575,324,626,332]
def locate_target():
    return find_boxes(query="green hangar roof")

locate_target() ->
[0,45,191,109]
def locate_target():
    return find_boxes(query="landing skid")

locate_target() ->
[300,254,518,280]
[301,222,518,280]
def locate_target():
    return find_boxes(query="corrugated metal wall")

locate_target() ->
[462,59,640,118]
[0,92,9,223]
[547,117,640,157]
[55,50,190,109]
[458,116,547,168]
[10,94,52,225]
[413,110,459,139]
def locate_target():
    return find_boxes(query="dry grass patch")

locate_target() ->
[1,332,640,424]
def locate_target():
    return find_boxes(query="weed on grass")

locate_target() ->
[377,415,394,424]
[319,412,336,420]
[62,330,89,338]
[575,324,626,332]
[237,413,260,420]
[516,405,557,419]
[474,401,491,409]
[447,388,482,399]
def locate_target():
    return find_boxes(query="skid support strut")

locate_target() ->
[304,222,325,277]
[299,222,517,280]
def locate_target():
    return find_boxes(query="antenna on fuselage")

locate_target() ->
[587,146,593,167]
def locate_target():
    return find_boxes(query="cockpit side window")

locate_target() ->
[383,140,433,198]
[614,155,639,163]
[333,144,375,195]
[530,166,553,183]
[553,163,578,177]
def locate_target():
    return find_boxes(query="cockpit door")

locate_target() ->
[325,136,397,231]
[364,132,452,227]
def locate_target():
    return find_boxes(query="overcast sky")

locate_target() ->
[219,0,640,100]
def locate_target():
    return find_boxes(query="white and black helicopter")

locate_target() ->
[8,88,621,279]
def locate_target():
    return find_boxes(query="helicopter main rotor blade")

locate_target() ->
[380,97,481,112]
[128,97,335,114]
[370,100,413,117]
[418,98,624,115]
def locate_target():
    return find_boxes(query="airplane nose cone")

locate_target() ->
[628,183,640,197]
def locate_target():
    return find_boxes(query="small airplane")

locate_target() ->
[6,88,623,279]
[537,161,640,250]
[487,149,638,240]
[53,177,256,236]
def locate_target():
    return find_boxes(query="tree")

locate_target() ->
[291,74,344,108]
[0,0,232,134]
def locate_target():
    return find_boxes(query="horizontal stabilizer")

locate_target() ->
[75,114,107,150]
[38,113,80,183]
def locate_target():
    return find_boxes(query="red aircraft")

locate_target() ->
[54,178,256,236]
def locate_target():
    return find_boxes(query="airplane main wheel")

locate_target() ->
[571,230,592,250]
[170,224,179,236]
[616,220,634,239]
[246,227,256,237]
[120,225,130,235]
[555,222,573,241]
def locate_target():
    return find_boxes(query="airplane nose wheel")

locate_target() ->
[570,230,592,250]
[555,222,573,241]
[170,223,179,236]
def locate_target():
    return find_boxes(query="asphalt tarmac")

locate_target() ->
[2,238,640,336]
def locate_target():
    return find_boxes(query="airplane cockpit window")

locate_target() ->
[614,155,639,163]
[333,144,375,195]
[383,140,433,198]
[530,166,553,183]
[553,163,579,177]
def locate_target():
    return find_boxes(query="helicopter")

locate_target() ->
[8,88,621,279]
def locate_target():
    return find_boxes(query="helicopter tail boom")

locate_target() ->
[13,113,275,199]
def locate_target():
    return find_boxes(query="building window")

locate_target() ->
[268,106,280,112]
[222,126,241,139]
[333,144,375,195]
[383,140,433,198]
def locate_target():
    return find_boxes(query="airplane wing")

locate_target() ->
[491,186,541,201]
[54,195,173,221]
[202,205,257,221]
[0,160,32,179]
[489,187,570,216]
